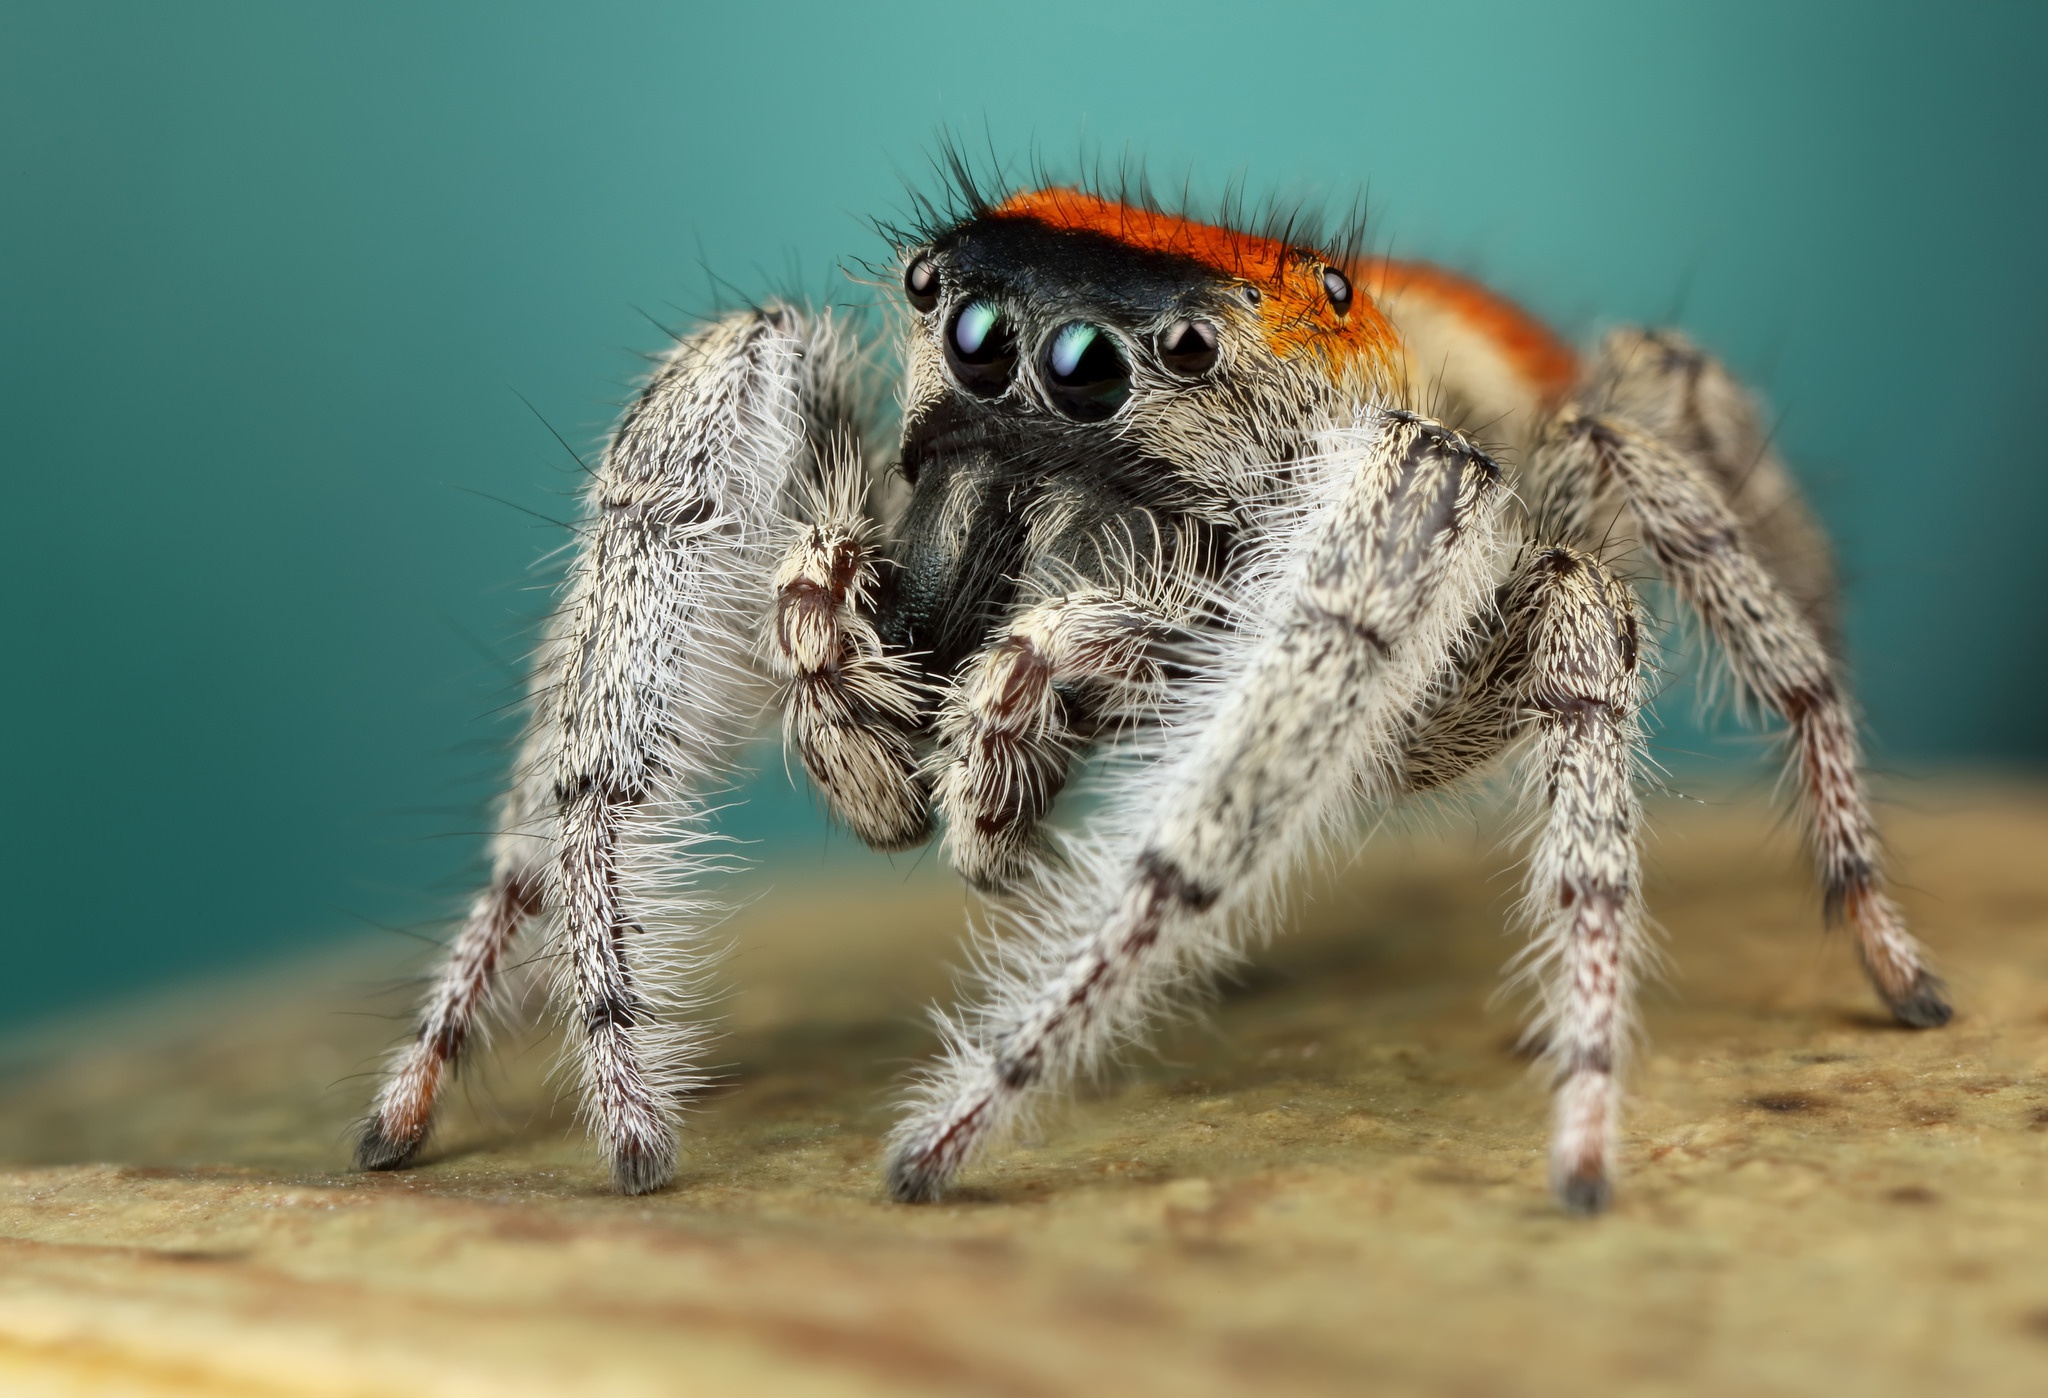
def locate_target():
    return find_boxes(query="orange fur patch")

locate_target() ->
[993,189,1397,377]
[1356,258,1579,399]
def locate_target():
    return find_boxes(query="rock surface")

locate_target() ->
[2,783,2046,1396]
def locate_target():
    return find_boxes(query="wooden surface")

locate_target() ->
[2,782,2046,1396]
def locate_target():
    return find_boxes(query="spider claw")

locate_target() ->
[1887,970,1953,1030]
[1557,1169,1612,1217]
[608,1138,678,1196]
[884,1148,947,1204]
[353,1119,422,1173]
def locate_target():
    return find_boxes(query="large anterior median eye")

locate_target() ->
[944,299,1016,396]
[1043,322,1130,422]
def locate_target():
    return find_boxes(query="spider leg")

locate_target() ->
[359,307,847,1192]
[932,576,1195,891]
[1582,328,1839,646]
[886,411,1508,1201]
[1500,547,1648,1212]
[770,438,929,850]
[1529,379,1949,1027]
[355,769,548,1170]
[1386,539,1651,1212]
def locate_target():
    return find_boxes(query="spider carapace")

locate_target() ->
[358,181,1948,1213]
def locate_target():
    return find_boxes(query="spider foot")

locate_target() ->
[1885,970,1953,1030]
[353,1117,423,1173]
[1550,1070,1617,1216]
[1556,1168,1612,1217]
[607,1136,679,1196]
[884,1149,948,1205]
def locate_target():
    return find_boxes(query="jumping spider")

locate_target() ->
[357,176,1948,1213]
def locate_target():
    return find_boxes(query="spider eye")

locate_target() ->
[904,255,939,313]
[1321,266,1353,316]
[944,299,1016,396]
[1043,322,1131,422]
[1156,318,1219,378]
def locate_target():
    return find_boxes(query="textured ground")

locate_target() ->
[1,781,2046,1396]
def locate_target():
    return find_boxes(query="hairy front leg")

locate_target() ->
[1503,548,1649,1213]
[769,439,929,850]
[358,306,843,1192]
[933,581,1194,891]
[1583,328,1839,646]
[887,411,1507,1201]
[1531,399,1948,1027]
[1391,544,1651,1212]
[356,756,548,1170]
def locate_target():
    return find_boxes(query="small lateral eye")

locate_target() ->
[1044,322,1131,422]
[904,255,939,313]
[1321,266,1353,316]
[944,299,1016,396]
[1239,285,1262,308]
[1156,318,1219,378]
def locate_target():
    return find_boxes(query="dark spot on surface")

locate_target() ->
[2020,1308,2048,1341]
[1885,1185,1939,1206]
[1750,1092,1822,1114]
[2027,1106,2048,1132]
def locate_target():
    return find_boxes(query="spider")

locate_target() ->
[355,171,1949,1214]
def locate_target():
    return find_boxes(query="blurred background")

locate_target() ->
[3,0,2044,1031]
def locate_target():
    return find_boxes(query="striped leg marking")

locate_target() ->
[1531,399,1948,1028]
[887,411,1507,1201]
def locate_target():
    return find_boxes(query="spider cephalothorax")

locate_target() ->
[356,176,1948,1212]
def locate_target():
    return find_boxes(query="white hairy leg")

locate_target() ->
[770,438,929,850]
[933,576,1199,891]
[886,411,1508,1201]
[1529,383,1948,1027]
[1500,547,1648,1213]
[1384,541,1650,1212]
[360,306,837,1193]
[1582,328,1839,645]
[354,762,548,1169]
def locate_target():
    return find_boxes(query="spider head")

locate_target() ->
[879,189,1396,670]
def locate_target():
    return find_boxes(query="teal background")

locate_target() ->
[3,1,2045,1028]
